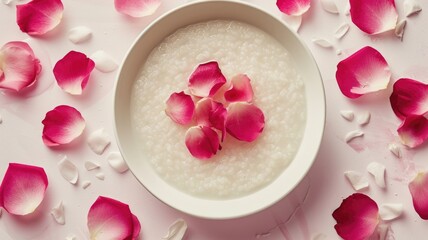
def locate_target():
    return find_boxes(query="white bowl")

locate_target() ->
[114,0,325,219]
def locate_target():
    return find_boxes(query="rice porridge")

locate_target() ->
[130,20,306,199]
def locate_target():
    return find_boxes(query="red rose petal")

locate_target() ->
[409,171,428,220]
[336,46,391,98]
[224,74,254,103]
[225,102,264,142]
[350,0,398,34]
[87,196,140,240]
[0,163,48,216]
[276,0,311,16]
[333,193,379,240]
[42,105,86,146]
[397,115,428,148]
[165,91,195,125]
[53,51,95,95]
[390,78,428,120]
[195,98,227,141]
[114,0,161,18]
[16,0,64,35]
[188,61,227,98]
[0,41,42,92]
[185,126,220,160]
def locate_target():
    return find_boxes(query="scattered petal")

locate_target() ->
[188,61,227,98]
[2,0,12,5]
[90,51,118,73]
[344,171,369,191]
[163,219,187,240]
[58,156,79,184]
[165,92,195,125]
[51,201,65,225]
[88,128,111,155]
[345,130,364,143]
[390,78,428,119]
[224,74,254,102]
[114,0,161,17]
[194,98,227,140]
[226,102,265,142]
[373,223,390,240]
[0,163,48,215]
[388,143,401,158]
[312,38,334,48]
[395,19,407,41]
[367,162,386,188]
[82,181,91,189]
[336,46,391,98]
[409,171,428,219]
[66,235,76,240]
[42,105,86,146]
[397,115,428,148]
[276,0,311,16]
[350,0,398,34]
[379,203,403,221]
[68,26,92,44]
[311,233,327,240]
[16,0,64,35]
[336,49,343,56]
[85,160,100,171]
[404,0,422,17]
[107,152,128,173]
[0,41,42,92]
[185,126,220,160]
[357,111,371,125]
[53,51,95,95]
[344,3,350,16]
[95,172,105,180]
[340,110,354,121]
[334,23,350,39]
[321,0,339,14]
[333,193,379,240]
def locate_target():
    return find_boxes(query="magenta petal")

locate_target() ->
[225,102,265,142]
[195,98,227,141]
[0,163,48,216]
[185,126,220,160]
[397,115,428,148]
[16,0,64,35]
[165,91,195,125]
[53,51,95,95]
[188,61,227,98]
[87,196,139,239]
[336,46,391,98]
[409,171,428,220]
[224,74,254,103]
[42,105,86,146]
[333,193,379,240]
[114,0,161,17]
[276,0,311,16]
[390,78,428,119]
[350,0,398,34]
[0,41,42,92]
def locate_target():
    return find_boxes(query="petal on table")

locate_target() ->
[409,171,428,220]
[397,115,428,148]
[0,41,41,92]
[131,214,141,239]
[0,163,48,216]
[16,0,64,35]
[332,193,379,240]
[194,98,227,141]
[185,126,220,160]
[188,61,227,98]
[336,46,391,98]
[224,74,254,103]
[42,105,86,146]
[390,78,428,119]
[276,0,311,16]
[165,91,195,125]
[350,0,398,34]
[226,102,265,142]
[53,51,95,95]
[114,0,161,18]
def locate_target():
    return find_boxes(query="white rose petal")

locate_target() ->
[344,171,369,191]
[82,180,91,189]
[163,219,187,240]
[68,26,92,44]
[87,128,111,155]
[84,160,100,171]
[312,38,334,48]
[357,111,371,126]
[107,152,128,173]
[321,0,339,14]
[367,162,386,188]
[334,23,350,39]
[379,203,403,221]
[91,51,118,73]
[51,201,65,225]
[404,0,422,17]
[388,143,402,158]
[395,19,407,41]
[95,172,105,180]
[58,157,79,185]
[345,130,364,143]
[340,110,354,121]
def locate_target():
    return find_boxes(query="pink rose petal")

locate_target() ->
[165,91,195,125]
[42,105,86,146]
[336,46,391,98]
[276,0,311,16]
[350,0,398,34]
[185,126,220,160]
[333,193,379,240]
[53,51,95,95]
[114,0,161,18]
[224,74,254,103]
[16,0,64,35]
[397,115,428,148]
[194,98,227,141]
[390,78,428,119]
[87,196,140,240]
[188,61,227,98]
[225,102,265,142]
[0,163,48,216]
[409,171,428,219]
[0,41,42,92]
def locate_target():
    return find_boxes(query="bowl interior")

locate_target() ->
[114,0,325,219]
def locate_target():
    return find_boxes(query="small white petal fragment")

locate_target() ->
[95,172,105,180]
[336,49,343,56]
[58,157,79,185]
[404,0,422,17]
[90,51,118,73]
[2,0,12,5]
[312,38,334,48]
[388,143,402,158]
[357,111,371,125]
[334,23,350,39]
[163,219,187,240]
[51,201,65,225]
[282,15,302,33]
[107,152,128,173]
[87,128,111,155]
[344,171,369,190]
[395,19,407,40]
[0,114,3,124]
[367,162,386,188]
[82,180,91,189]
[379,203,403,221]
[84,160,100,171]
[311,233,328,240]
[344,3,350,16]
[68,26,92,44]
[321,0,339,14]
[66,235,77,240]
[345,130,364,143]
[376,223,390,240]
[340,110,354,121]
